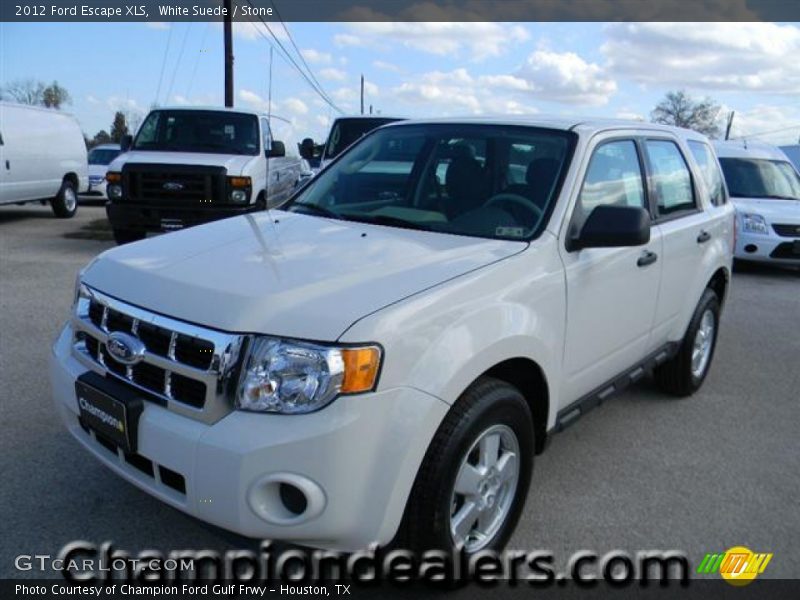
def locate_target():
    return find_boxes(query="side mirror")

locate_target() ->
[571,205,651,251]
[120,134,133,152]
[299,138,315,160]
[268,140,285,158]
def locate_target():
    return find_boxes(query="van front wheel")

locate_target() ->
[397,377,534,555]
[51,179,78,218]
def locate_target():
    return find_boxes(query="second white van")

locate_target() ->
[0,101,88,218]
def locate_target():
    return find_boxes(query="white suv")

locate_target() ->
[51,118,733,554]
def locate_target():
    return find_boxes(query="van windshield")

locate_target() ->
[88,148,122,165]
[133,110,259,156]
[719,158,800,200]
[288,123,575,242]
[324,118,402,159]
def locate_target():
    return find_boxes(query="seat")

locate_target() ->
[505,157,561,210]
[444,148,487,218]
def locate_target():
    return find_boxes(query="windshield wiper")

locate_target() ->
[287,202,340,219]
[341,213,433,232]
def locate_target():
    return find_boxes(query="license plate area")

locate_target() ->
[76,375,144,454]
[160,218,184,231]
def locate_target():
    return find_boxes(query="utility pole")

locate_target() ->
[725,111,735,140]
[223,0,234,107]
[360,74,364,115]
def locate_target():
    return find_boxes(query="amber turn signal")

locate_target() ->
[105,172,122,183]
[341,346,382,394]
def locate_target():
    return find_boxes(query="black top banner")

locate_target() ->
[2,0,800,22]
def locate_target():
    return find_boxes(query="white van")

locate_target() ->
[0,102,88,217]
[715,140,800,264]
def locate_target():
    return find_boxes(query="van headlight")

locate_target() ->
[741,213,768,235]
[108,184,123,200]
[236,337,382,414]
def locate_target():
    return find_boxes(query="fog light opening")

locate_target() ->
[248,473,326,525]
[744,244,758,254]
[279,482,308,516]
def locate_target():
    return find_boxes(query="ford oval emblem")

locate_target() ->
[106,332,146,365]
[163,181,184,191]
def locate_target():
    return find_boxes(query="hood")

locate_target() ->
[109,150,256,175]
[82,212,525,341]
[732,197,800,223]
[87,164,108,178]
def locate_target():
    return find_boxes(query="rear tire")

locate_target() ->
[51,179,78,218]
[112,228,146,245]
[655,288,720,397]
[396,377,534,555]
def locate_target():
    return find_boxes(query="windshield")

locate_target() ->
[133,110,259,155]
[719,158,800,200]
[324,118,402,159]
[288,124,575,242]
[87,148,121,165]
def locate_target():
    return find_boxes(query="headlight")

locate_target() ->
[741,213,768,235]
[236,337,381,414]
[108,184,123,200]
[230,189,248,203]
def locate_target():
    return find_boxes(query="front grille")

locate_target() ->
[122,163,227,206]
[773,224,800,238]
[770,242,800,260]
[72,287,245,424]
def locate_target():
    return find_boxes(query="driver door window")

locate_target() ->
[574,140,646,232]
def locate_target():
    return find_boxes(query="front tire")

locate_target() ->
[51,179,78,218]
[397,377,534,554]
[655,288,720,397]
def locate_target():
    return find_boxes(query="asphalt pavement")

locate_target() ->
[1,204,798,582]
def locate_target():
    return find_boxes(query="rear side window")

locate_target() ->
[574,140,645,231]
[688,141,726,206]
[645,140,696,216]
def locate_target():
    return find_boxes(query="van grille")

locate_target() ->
[772,224,800,238]
[72,287,245,423]
[123,164,227,206]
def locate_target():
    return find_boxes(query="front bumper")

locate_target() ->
[51,324,448,551]
[735,230,800,264]
[106,202,256,232]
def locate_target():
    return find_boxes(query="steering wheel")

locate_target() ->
[484,193,543,225]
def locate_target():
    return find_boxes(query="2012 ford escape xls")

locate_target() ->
[51,118,734,554]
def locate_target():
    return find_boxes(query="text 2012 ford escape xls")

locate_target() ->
[51,118,734,554]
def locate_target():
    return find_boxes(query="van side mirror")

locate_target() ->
[120,134,133,152]
[268,140,285,158]
[570,205,651,251]
[299,138,315,160]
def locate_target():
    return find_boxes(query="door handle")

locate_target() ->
[697,230,712,244]
[637,250,658,268]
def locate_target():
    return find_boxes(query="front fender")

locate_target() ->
[340,235,567,432]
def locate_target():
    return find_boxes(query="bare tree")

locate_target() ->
[651,90,722,138]
[1,79,46,105]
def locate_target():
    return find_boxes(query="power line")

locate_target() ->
[269,1,337,111]
[186,21,210,98]
[731,123,800,140]
[164,22,192,106]
[154,23,174,106]
[244,0,343,114]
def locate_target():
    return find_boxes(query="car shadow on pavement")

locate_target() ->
[733,259,800,277]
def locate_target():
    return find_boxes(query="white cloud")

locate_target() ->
[283,97,309,115]
[339,22,529,61]
[301,48,333,64]
[603,22,800,94]
[238,89,273,113]
[145,22,170,30]
[319,68,347,82]
[514,50,617,106]
[372,60,402,73]
[86,95,99,105]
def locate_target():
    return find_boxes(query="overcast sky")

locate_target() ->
[2,21,799,147]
